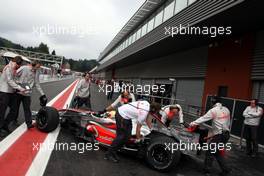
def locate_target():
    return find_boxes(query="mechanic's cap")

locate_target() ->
[150,102,161,113]
[211,95,220,105]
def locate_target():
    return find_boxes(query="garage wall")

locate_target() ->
[114,46,208,79]
[252,30,264,80]
[109,46,207,108]
[175,79,204,107]
[252,82,264,103]
[202,34,254,108]
[251,30,264,103]
[130,78,204,107]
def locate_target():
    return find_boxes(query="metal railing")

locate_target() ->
[0,47,63,66]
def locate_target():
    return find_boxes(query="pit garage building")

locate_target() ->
[96,0,264,110]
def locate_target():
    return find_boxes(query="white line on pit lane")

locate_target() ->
[0,79,78,157]
[26,79,79,176]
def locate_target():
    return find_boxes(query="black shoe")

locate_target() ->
[203,169,212,176]
[246,151,252,156]
[219,169,232,176]
[251,153,257,158]
[12,120,20,127]
[0,129,9,137]
[204,173,211,176]
[202,169,211,176]
[104,152,119,163]
[112,152,120,161]
[2,125,11,134]
[27,124,34,129]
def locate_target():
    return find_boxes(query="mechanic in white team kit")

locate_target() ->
[243,99,263,157]
[190,96,231,176]
[4,60,47,130]
[104,88,136,112]
[161,104,184,127]
[104,100,161,163]
[0,56,25,136]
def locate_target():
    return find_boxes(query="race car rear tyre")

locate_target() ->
[145,136,181,172]
[36,106,60,133]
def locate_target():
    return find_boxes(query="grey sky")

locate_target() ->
[0,0,145,60]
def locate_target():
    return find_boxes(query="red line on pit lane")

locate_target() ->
[0,80,78,176]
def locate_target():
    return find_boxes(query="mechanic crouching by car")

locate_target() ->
[161,104,184,127]
[0,56,26,137]
[162,104,208,155]
[243,99,263,157]
[4,60,47,130]
[104,88,136,112]
[74,72,91,109]
[190,96,231,176]
[104,101,161,163]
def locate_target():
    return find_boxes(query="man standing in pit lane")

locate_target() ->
[104,101,161,163]
[190,96,232,176]
[75,72,91,109]
[243,99,263,157]
[4,60,47,130]
[0,56,25,137]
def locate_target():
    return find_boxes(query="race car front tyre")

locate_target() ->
[36,106,60,133]
[145,136,181,172]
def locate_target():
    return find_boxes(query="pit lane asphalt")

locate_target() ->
[43,83,264,176]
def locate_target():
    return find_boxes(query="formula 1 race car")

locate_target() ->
[34,106,204,172]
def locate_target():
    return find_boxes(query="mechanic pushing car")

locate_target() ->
[104,88,136,112]
[74,72,91,109]
[243,99,263,157]
[4,60,47,130]
[104,101,161,163]
[161,104,208,155]
[0,56,25,136]
[161,104,184,127]
[190,96,232,176]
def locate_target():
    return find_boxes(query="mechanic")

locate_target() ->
[4,60,47,130]
[161,104,184,127]
[243,99,263,157]
[104,101,161,163]
[75,72,91,109]
[0,56,25,137]
[190,96,231,176]
[104,88,136,112]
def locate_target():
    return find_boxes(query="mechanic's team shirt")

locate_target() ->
[76,78,90,98]
[161,104,184,125]
[111,93,136,108]
[16,65,44,96]
[118,100,150,125]
[243,106,263,126]
[0,61,23,93]
[192,103,230,135]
